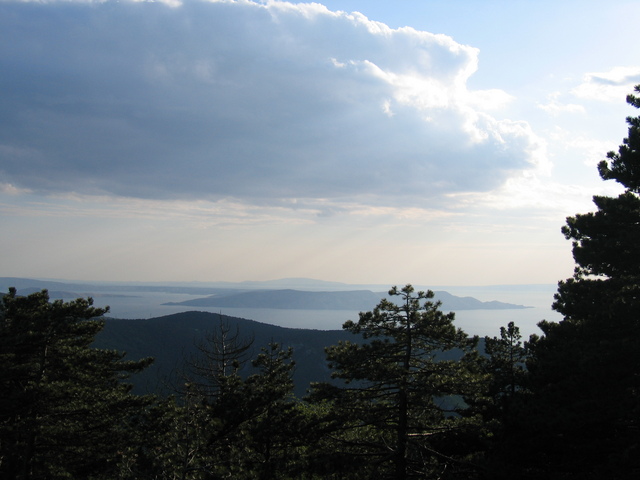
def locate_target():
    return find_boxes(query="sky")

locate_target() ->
[1,0,639,287]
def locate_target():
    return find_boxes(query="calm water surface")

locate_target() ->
[91,285,562,338]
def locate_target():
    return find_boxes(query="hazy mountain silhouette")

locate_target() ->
[163,289,530,310]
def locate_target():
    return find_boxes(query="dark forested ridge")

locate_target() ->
[95,310,479,398]
[94,311,355,398]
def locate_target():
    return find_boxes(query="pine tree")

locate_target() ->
[175,318,255,478]
[0,288,153,480]
[310,285,486,479]
[237,343,301,479]
[510,85,640,479]
[483,322,528,413]
[477,322,529,478]
[157,319,302,479]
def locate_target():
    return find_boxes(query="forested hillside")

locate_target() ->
[94,311,356,398]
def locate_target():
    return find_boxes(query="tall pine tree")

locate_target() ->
[311,285,486,479]
[510,85,640,479]
[0,289,153,480]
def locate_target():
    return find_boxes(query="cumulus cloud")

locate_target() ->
[0,0,542,208]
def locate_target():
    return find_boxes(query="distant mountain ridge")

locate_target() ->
[163,288,530,311]
[1,277,532,313]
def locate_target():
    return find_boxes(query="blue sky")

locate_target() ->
[1,0,639,286]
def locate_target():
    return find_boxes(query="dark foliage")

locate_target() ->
[0,288,153,480]
[496,85,640,480]
[94,310,354,398]
[309,285,488,479]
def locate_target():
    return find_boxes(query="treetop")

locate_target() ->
[597,84,640,192]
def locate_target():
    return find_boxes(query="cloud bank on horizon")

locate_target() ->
[1,0,543,209]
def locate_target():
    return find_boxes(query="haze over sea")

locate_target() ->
[94,284,560,339]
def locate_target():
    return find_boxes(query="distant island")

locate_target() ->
[163,288,530,311]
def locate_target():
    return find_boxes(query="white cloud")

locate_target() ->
[465,88,514,111]
[572,66,640,102]
[548,127,616,167]
[538,92,586,116]
[445,174,605,228]
[0,182,31,196]
[0,0,543,209]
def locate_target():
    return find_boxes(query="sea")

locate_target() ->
[93,284,562,339]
